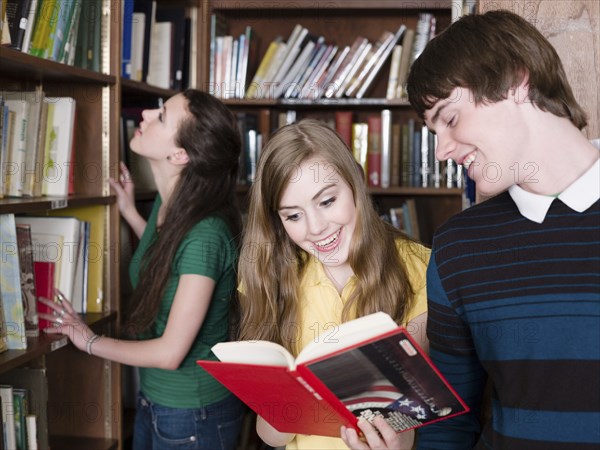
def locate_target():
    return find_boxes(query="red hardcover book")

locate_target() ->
[33,261,55,331]
[198,312,468,438]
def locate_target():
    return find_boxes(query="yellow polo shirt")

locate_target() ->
[287,240,430,450]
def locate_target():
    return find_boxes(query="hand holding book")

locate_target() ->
[198,312,468,438]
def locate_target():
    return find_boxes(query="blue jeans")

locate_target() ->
[133,391,246,450]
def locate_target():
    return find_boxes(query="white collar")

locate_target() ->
[509,156,599,223]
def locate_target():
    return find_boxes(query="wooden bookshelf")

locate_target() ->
[202,1,460,244]
[0,0,121,448]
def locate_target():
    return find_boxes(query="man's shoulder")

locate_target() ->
[434,191,516,244]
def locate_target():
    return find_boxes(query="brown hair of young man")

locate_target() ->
[407,10,588,130]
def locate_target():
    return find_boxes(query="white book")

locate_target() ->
[357,25,407,99]
[131,13,146,81]
[15,216,82,308]
[0,385,17,449]
[4,97,30,197]
[270,25,307,89]
[381,110,392,188]
[26,414,38,450]
[386,45,402,100]
[335,42,372,98]
[42,97,76,197]
[227,37,239,99]
[146,21,172,89]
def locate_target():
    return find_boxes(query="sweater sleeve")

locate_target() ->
[416,253,487,449]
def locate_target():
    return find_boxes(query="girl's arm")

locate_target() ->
[256,415,295,448]
[41,273,215,369]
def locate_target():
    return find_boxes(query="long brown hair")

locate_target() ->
[407,10,588,130]
[238,119,422,352]
[126,90,241,333]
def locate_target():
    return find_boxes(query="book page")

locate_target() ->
[211,340,296,368]
[303,328,468,432]
[296,312,397,365]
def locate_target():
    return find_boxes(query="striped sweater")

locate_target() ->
[417,191,600,449]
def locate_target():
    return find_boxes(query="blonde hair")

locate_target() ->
[238,119,419,352]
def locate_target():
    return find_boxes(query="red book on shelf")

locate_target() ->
[33,261,56,331]
[335,111,353,148]
[198,312,468,438]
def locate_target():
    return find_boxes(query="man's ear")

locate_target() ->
[169,148,189,165]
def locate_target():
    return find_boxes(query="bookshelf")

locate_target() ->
[0,0,121,448]
[201,1,463,244]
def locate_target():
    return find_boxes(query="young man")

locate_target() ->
[341,10,599,450]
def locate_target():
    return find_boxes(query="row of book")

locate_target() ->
[0,210,105,350]
[0,90,76,199]
[209,12,436,100]
[0,0,103,71]
[0,369,47,450]
[121,0,195,91]
[387,199,421,241]
[335,111,464,190]
[233,111,464,191]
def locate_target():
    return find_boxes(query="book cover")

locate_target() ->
[155,6,186,91]
[16,223,39,337]
[380,109,392,188]
[41,96,76,197]
[20,0,38,54]
[49,206,104,314]
[334,40,372,99]
[245,37,282,99]
[395,28,415,99]
[5,0,32,51]
[198,312,468,438]
[313,44,349,100]
[324,37,367,99]
[121,0,134,78]
[356,25,407,99]
[4,96,30,197]
[12,387,27,450]
[33,261,55,331]
[0,214,28,350]
[386,45,402,100]
[351,122,368,180]
[300,44,337,99]
[28,0,55,58]
[15,216,81,306]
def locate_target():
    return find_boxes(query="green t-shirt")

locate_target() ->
[129,196,238,408]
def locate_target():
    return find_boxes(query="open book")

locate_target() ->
[198,312,468,437]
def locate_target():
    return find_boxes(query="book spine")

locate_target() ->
[380,110,392,189]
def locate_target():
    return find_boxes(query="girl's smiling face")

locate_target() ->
[278,158,357,272]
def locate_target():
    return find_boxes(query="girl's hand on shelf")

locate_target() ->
[109,161,137,216]
[38,292,95,354]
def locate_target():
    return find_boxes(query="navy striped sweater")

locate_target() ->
[417,191,600,449]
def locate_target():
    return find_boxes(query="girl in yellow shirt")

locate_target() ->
[238,119,430,450]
